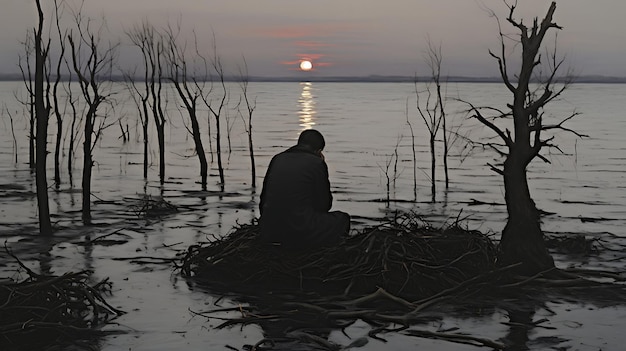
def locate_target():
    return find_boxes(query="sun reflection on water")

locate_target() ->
[298,82,316,131]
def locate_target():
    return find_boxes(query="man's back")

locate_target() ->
[260,146,332,217]
[259,130,349,249]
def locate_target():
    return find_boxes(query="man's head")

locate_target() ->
[297,129,325,153]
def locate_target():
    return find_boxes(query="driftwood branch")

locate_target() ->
[1,245,124,349]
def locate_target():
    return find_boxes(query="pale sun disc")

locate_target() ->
[300,60,313,71]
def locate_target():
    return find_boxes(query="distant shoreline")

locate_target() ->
[1,74,625,84]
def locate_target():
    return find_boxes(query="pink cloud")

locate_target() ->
[294,41,334,48]
[254,22,361,72]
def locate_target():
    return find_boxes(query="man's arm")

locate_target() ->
[315,160,333,212]
[259,157,276,216]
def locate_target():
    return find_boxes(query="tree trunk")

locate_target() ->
[52,0,64,189]
[215,114,225,189]
[429,134,436,202]
[189,111,208,190]
[82,107,95,224]
[68,102,77,187]
[35,101,52,235]
[142,102,149,179]
[157,126,165,184]
[435,80,449,189]
[152,76,166,185]
[82,154,92,224]
[29,94,36,171]
[54,115,62,187]
[34,0,52,235]
[497,155,554,274]
[248,126,256,188]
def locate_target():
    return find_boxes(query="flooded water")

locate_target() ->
[0,81,625,350]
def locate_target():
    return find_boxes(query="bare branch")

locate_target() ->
[486,7,516,93]
[535,111,587,138]
[488,162,505,176]
[460,99,512,148]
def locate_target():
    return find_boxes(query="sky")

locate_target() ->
[1,0,625,78]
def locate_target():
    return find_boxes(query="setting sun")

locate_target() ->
[299,60,313,71]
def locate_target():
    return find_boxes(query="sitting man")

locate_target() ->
[259,129,350,249]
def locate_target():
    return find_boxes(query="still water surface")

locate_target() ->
[0,81,624,350]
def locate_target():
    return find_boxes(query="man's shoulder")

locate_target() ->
[273,149,325,167]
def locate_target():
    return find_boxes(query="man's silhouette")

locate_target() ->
[259,129,350,249]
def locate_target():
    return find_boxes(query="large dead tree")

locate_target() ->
[469,2,582,274]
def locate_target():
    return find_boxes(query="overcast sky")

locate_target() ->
[1,0,625,78]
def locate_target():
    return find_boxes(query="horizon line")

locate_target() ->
[0,73,625,84]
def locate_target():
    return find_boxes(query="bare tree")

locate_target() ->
[236,57,257,189]
[411,37,449,203]
[196,33,229,190]
[404,98,417,201]
[126,21,167,184]
[125,27,151,180]
[414,75,443,203]
[64,67,81,187]
[67,8,118,224]
[3,105,19,164]
[52,0,67,188]
[33,0,53,235]
[468,2,583,274]
[123,69,149,177]
[150,40,167,185]
[163,22,208,190]
[425,38,450,189]
[377,136,403,206]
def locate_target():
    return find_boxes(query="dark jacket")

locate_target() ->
[259,145,349,248]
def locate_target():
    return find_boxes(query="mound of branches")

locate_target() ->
[179,214,626,350]
[179,214,513,349]
[179,213,497,300]
[179,213,626,350]
[129,195,178,219]
[1,251,124,350]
